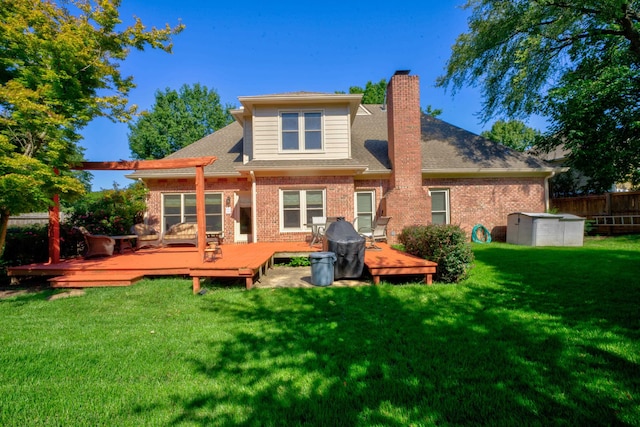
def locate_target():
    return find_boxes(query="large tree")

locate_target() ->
[438,0,640,192]
[0,0,183,256]
[481,119,540,152]
[128,84,233,159]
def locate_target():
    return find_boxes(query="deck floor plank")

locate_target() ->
[9,242,437,290]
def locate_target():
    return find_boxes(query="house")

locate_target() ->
[128,71,558,244]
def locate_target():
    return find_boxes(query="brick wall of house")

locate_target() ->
[145,177,251,242]
[143,175,546,244]
[145,176,388,244]
[254,175,355,242]
[424,177,547,241]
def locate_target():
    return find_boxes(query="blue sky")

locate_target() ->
[81,1,521,190]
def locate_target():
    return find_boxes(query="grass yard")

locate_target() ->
[1,236,639,426]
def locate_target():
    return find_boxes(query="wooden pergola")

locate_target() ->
[48,157,217,263]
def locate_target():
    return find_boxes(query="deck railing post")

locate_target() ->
[48,168,61,264]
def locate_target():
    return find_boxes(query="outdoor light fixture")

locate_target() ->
[226,196,231,207]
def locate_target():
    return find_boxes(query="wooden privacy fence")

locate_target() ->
[551,191,640,234]
[9,212,67,227]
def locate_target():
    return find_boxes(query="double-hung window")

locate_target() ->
[281,189,325,231]
[281,111,323,151]
[430,189,450,225]
[162,193,223,232]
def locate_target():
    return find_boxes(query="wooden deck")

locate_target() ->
[8,242,437,292]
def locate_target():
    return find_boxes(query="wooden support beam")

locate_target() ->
[75,157,217,170]
[48,168,61,264]
[48,193,60,264]
[195,165,207,258]
[47,157,218,266]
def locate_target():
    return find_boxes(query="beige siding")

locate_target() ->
[252,104,351,160]
[253,107,279,158]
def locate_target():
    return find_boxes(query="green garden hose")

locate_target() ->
[471,224,492,243]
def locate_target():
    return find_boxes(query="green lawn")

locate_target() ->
[1,236,639,426]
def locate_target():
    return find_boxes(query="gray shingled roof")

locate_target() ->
[419,114,552,172]
[128,103,552,179]
[352,105,551,174]
[128,122,244,178]
[351,105,391,173]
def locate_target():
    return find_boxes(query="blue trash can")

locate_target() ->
[309,252,337,286]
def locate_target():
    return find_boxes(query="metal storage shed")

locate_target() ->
[507,212,585,247]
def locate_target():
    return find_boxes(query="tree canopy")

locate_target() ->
[128,84,233,160]
[422,105,443,118]
[481,120,540,152]
[0,0,183,255]
[66,181,148,235]
[348,79,388,104]
[438,0,640,192]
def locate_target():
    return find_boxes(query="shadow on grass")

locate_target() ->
[471,241,640,335]
[0,287,57,304]
[164,239,640,426]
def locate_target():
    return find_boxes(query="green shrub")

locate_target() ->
[584,219,596,235]
[399,224,474,283]
[65,182,147,235]
[2,224,84,266]
[3,225,49,267]
[288,256,311,267]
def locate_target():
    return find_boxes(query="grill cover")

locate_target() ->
[323,218,366,279]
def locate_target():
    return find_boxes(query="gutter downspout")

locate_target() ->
[250,171,257,242]
[544,171,556,212]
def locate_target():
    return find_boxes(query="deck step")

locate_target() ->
[48,273,144,288]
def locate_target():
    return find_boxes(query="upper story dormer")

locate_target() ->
[231,92,362,163]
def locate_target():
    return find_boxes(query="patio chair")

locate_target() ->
[308,216,326,246]
[358,216,391,250]
[75,226,115,258]
[131,224,161,250]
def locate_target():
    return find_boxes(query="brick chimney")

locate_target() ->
[381,70,431,242]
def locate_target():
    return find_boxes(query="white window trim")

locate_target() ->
[429,188,450,225]
[279,189,326,232]
[161,192,224,232]
[278,109,325,153]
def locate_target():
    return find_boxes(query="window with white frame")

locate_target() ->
[281,189,325,230]
[430,189,450,225]
[281,111,323,151]
[162,193,223,232]
[354,191,375,232]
